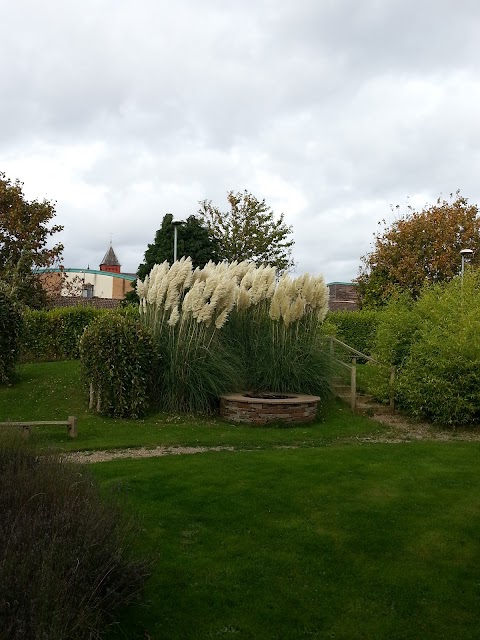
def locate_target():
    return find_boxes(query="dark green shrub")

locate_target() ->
[0,434,148,639]
[328,310,380,355]
[80,314,155,418]
[22,307,106,362]
[0,291,23,384]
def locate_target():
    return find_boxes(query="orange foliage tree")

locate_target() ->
[0,172,64,307]
[357,193,480,307]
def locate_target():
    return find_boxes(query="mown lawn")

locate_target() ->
[95,444,480,640]
[2,361,480,639]
[0,360,386,451]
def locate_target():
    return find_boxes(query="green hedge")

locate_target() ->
[21,307,108,362]
[0,291,23,383]
[327,310,380,355]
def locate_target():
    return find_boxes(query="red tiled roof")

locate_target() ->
[50,297,121,309]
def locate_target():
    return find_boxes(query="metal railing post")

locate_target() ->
[351,357,357,411]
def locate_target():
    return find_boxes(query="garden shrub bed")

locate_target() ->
[0,434,148,639]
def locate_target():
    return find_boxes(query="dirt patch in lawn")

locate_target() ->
[355,411,480,443]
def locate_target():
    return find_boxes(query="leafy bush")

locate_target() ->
[395,273,480,425]
[0,290,23,384]
[0,434,148,639]
[373,294,419,368]
[22,306,106,362]
[80,314,155,418]
[371,273,480,425]
[327,310,380,355]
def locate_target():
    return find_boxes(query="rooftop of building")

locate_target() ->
[100,245,121,267]
[36,267,136,281]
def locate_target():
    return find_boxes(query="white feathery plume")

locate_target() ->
[141,274,150,302]
[209,279,229,311]
[136,279,146,300]
[178,257,193,290]
[236,286,251,310]
[152,262,170,307]
[265,266,277,299]
[291,295,306,322]
[185,281,207,318]
[233,261,252,282]
[182,261,194,290]
[202,274,219,302]
[167,306,180,326]
[215,308,230,329]
[280,293,291,323]
[269,291,281,320]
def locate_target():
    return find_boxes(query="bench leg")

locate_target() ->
[68,416,78,439]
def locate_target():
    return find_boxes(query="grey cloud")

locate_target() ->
[1,0,480,284]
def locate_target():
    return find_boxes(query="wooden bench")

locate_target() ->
[0,416,78,439]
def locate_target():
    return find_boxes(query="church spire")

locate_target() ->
[100,244,121,273]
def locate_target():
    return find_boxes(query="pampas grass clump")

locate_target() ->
[137,258,331,412]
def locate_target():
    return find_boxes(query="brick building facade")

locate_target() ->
[327,282,359,311]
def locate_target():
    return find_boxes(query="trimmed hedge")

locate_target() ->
[21,307,108,362]
[0,291,23,383]
[327,310,380,355]
[80,314,156,418]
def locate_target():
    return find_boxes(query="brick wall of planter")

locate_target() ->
[219,394,319,425]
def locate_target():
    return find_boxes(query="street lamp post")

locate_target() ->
[460,248,474,279]
[173,224,178,262]
[172,220,183,263]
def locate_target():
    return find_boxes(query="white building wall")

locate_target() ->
[61,271,114,298]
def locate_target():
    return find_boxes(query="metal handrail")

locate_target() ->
[327,336,385,367]
[325,336,396,412]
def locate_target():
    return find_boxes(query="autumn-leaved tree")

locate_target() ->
[198,190,295,273]
[357,192,480,307]
[0,172,64,307]
[137,214,219,281]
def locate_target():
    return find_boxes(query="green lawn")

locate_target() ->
[0,361,385,451]
[2,361,480,639]
[94,444,480,640]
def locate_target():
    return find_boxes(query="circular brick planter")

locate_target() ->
[219,393,320,425]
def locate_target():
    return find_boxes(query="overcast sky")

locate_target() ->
[1,0,479,282]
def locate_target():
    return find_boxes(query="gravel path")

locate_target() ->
[62,412,480,464]
[64,445,236,464]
